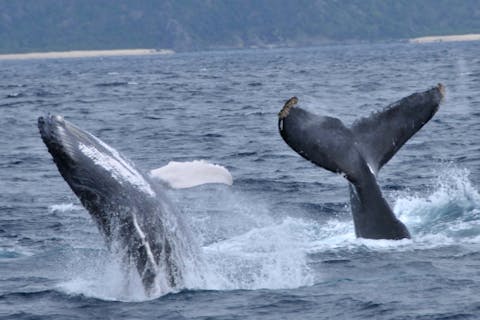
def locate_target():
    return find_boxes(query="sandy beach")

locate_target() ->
[410,33,480,43]
[0,49,174,60]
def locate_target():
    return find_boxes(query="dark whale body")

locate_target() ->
[278,84,445,239]
[38,115,189,295]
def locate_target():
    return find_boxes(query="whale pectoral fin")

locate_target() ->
[351,84,444,173]
[149,160,233,189]
[278,98,367,183]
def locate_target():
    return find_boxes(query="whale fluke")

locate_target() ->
[278,85,444,239]
[351,83,444,174]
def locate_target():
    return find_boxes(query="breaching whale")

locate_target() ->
[278,84,445,240]
[38,115,231,295]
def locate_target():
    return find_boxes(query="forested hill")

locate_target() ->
[1,0,480,54]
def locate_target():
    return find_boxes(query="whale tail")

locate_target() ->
[350,84,444,174]
[278,84,444,180]
[278,84,444,239]
[279,99,366,184]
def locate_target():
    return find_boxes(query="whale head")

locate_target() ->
[38,115,156,239]
[38,115,191,295]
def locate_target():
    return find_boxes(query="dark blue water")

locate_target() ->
[1,41,480,319]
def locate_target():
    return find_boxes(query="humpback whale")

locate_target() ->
[278,84,445,240]
[38,115,231,295]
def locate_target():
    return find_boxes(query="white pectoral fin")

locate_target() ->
[149,160,233,189]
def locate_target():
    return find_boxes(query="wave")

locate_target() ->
[94,81,129,87]
[5,92,25,98]
[49,203,83,213]
[0,249,23,259]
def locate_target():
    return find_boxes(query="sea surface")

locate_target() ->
[1,41,480,319]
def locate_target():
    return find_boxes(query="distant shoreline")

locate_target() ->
[0,49,174,60]
[1,33,480,60]
[409,33,480,43]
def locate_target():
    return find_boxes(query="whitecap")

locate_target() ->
[48,203,83,213]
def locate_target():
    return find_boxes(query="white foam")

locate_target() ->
[59,253,151,302]
[49,203,83,212]
[78,142,155,196]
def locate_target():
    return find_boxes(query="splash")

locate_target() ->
[59,251,150,301]
[394,167,480,242]
[57,187,315,301]
[179,187,315,291]
[276,167,480,253]
[304,167,480,251]
[56,167,480,301]
[199,217,315,290]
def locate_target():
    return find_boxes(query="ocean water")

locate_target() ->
[1,41,480,319]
